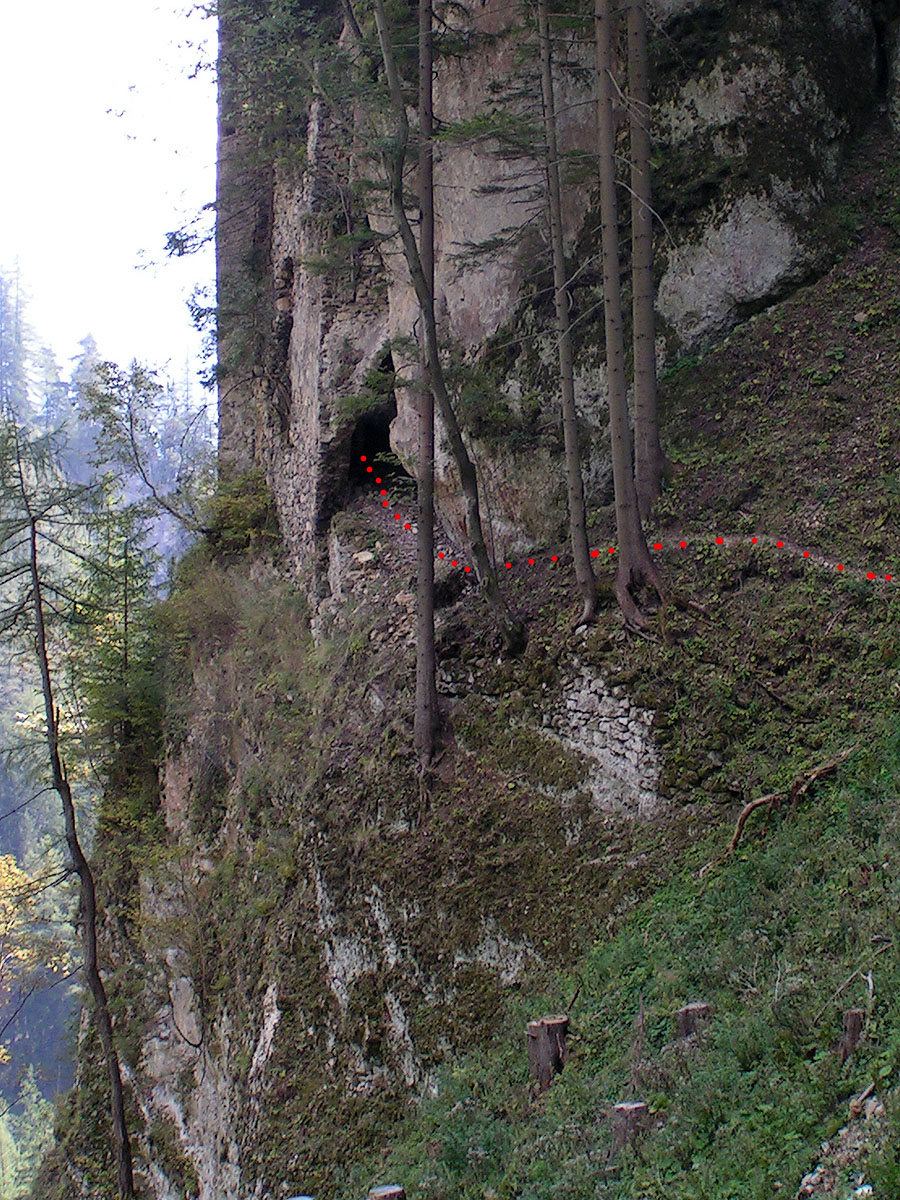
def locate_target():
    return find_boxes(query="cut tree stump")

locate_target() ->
[526,1014,569,1091]
[839,1008,865,1064]
[368,1188,406,1200]
[610,1101,650,1153]
[676,1002,712,1038]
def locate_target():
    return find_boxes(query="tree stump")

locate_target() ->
[526,1014,569,1091]
[610,1101,650,1153]
[839,1008,865,1063]
[368,1189,406,1200]
[676,1002,712,1039]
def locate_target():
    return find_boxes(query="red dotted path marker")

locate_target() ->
[359,457,893,588]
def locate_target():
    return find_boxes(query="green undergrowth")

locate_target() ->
[352,728,900,1200]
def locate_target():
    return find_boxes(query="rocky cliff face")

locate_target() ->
[50,5,900,1200]
[217,0,895,566]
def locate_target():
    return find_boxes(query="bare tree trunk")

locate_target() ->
[627,0,663,520]
[372,0,526,654]
[537,0,598,626]
[414,0,440,763]
[595,0,663,627]
[27,516,135,1199]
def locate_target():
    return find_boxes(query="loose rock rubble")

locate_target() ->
[795,1094,887,1199]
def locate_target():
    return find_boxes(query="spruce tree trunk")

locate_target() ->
[627,0,663,521]
[537,0,598,626]
[372,0,526,654]
[595,0,663,627]
[28,517,135,1198]
[414,0,440,763]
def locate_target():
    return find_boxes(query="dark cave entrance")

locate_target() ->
[318,352,415,536]
[345,351,412,495]
[347,404,400,488]
[872,2,900,96]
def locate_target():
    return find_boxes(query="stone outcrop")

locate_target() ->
[216,0,891,564]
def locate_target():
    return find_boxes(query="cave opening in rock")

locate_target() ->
[872,3,899,96]
[347,405,398,486]
[345,352,411,495]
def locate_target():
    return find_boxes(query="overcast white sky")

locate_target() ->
[0,0,216,397]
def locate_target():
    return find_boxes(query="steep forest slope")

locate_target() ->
[34,1,900,1198]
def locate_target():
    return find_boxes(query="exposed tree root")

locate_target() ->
[699,745,858,878]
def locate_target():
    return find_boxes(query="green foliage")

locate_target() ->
[337,353,398,423]
[447,356,539,447]
[206,469,281,558]
[354,731,900,1198]
[81,360,214,535]
[0,1068,55,1199]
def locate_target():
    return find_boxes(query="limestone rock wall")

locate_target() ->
[216,0,891,566]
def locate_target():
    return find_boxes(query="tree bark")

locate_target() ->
[627,0,663,521]
[676,1001,712,1038]
[372,0,526,654]
[839,1008,865,1063]
[537,0,598,626]
[526,1013,569,1091]
[28,515,135,1198]
[595,0,663,627]
[610,1100,650,1152]
[414,0,440,764]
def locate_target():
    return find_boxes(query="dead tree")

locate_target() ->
[839,1008,865,1064]
[610,1100,650,1153]
[526,1013,569,1091]
[676,1002,712,1038]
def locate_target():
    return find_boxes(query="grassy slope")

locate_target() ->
[344,120,900,1198]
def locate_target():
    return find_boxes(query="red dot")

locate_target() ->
[404,522,411,530]
[464,566,471,573]
[505,562,512,569]
[679,540,687,549]
[716,537,724,545]
[366,466,373,473]
[654,542,662,550]
[867,571,875,580]
[591,549,599,558]
[451,560,458,567]
[837,564,844,571]
[776,541,784,548]
[375,477,382,484]
[360,455,367,462]
[751,537,758,544]
[394,513,401,520]
[887,575,893,581]
[608,547,615,555]
[382,500,389,507]
[528,558,535,565]
[438,552,445,558]
[380,489,387,496]
[551,555,558,562]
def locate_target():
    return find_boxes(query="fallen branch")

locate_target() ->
[699,745,858,877]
